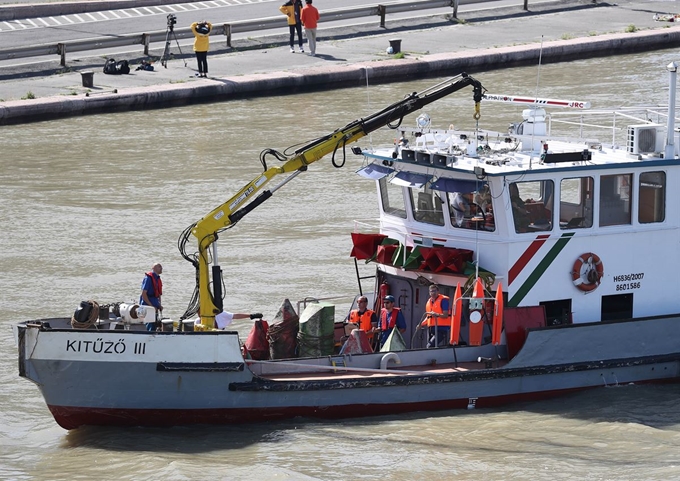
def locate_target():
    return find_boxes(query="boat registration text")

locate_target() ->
[613,272,644,291]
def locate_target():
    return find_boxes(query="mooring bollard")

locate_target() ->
[80,71,94,88]
[389,38,402,54]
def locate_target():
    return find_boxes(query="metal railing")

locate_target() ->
[0,0,486,66]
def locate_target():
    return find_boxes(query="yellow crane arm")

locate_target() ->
[185,73,485,326]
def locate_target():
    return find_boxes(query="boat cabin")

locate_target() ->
[356,93,679,348]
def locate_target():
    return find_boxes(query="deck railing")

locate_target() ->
[547,107,677,147]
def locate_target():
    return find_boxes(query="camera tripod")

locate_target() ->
[160,19,187,68]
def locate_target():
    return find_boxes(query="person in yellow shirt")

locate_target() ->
[191,20,212,77]
[280,0,304,53]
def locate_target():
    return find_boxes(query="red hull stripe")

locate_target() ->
[508,235,550,285]
[48,387,587,430]
[48,377,680,430]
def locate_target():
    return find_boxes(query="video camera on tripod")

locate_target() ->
[160,13,185,68]
[166,13,177,31]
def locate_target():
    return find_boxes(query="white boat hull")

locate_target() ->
[17,316,680,429]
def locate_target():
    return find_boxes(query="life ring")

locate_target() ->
[572,253,604,292]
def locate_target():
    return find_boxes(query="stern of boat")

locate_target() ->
[16,321,36,384]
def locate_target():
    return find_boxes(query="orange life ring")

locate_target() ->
[572,253,604,292]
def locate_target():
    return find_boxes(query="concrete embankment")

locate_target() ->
[0,0,678,125]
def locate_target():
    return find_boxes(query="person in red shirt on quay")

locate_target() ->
[300,0,320,56]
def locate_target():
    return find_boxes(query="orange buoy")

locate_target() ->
[572,253,604,292]
[449,283,462,345]
[492,283,504,345]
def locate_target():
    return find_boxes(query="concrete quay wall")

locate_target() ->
[1,7,678,125]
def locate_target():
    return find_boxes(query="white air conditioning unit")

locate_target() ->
[627,124,663,155]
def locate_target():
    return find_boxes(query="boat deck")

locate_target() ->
[255,360,508,381]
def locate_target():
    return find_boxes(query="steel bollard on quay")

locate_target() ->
[80,71,94,88]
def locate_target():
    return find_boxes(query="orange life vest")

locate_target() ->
[422,294,449,327]
[380,307,401,330]
[349,309,375,332]
[146,271,163,297]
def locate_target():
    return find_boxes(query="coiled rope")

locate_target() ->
[71,300,99,330]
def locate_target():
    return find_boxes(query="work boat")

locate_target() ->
[16,65,680,430]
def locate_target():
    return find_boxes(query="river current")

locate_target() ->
[1,49,680,480]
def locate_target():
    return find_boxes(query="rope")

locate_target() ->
[463,271,496,293]
[268,318,299,359]
[71,300,99,330]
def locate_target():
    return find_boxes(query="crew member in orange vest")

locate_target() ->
[347,295,378,342]
[140,263,163,331]
[421,284,450,348]
[379,295,406,347]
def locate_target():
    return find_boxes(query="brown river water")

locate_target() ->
[1,49,680,480]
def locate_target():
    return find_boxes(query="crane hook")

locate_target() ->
[473,102,481,120]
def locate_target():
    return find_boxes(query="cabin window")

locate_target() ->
[510,180,553,233]
[638,171,665,224]
[409,186,444,226]
[559,177,594,229]
[379,177,407,219]
[540,299,572,326]
[599,174,632,227]
[446,187,495,231]
[602,293,633,321]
